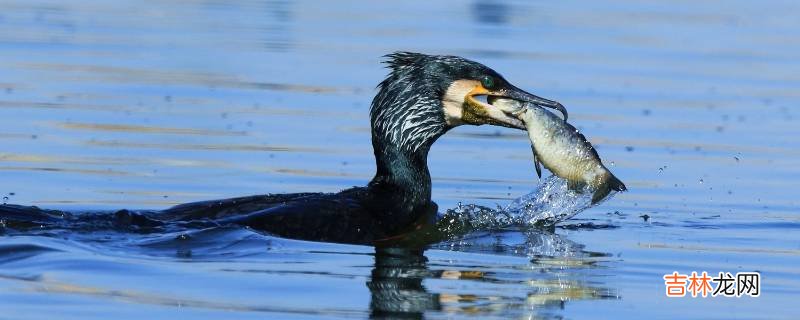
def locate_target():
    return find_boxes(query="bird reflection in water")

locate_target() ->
[367,229,617,319]
[368,247,437,319]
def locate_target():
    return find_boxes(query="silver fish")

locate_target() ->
[491,98,626,203]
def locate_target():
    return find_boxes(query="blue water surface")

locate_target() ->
[1,1,799,319]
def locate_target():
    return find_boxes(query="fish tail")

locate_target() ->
[591,172,627,204]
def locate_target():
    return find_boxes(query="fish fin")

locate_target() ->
[531,145,542,179]
[591,173,627,204]
[608,173,627,192]
[590,188,609,205]
[567,180,584,192]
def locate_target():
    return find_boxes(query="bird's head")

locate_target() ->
[371,52,565,153]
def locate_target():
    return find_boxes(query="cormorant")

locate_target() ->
[0,52,566,245]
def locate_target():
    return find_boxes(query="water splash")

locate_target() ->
[504,175,610,227]
[437,203,513,237]
[438,175,613,238]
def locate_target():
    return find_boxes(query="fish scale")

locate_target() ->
[491,98,626,204]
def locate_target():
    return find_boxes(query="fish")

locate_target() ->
[490,97,626,204]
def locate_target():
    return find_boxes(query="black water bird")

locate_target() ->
[0,52,566,244]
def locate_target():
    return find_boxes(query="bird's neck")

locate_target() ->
[369,142,432,209]
[366,75,449,225]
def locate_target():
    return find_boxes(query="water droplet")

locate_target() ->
[610,161,615,167]
[699,179,704,184]
[1,196,7,204]
[657,167,663,173]
[734,156,740,162]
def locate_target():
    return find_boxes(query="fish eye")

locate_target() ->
[481,75,495,89]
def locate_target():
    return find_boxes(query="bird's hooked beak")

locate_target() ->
[462,83,567,129]
[442,79,566,129]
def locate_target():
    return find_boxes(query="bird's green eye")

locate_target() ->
[481,76,495,89]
